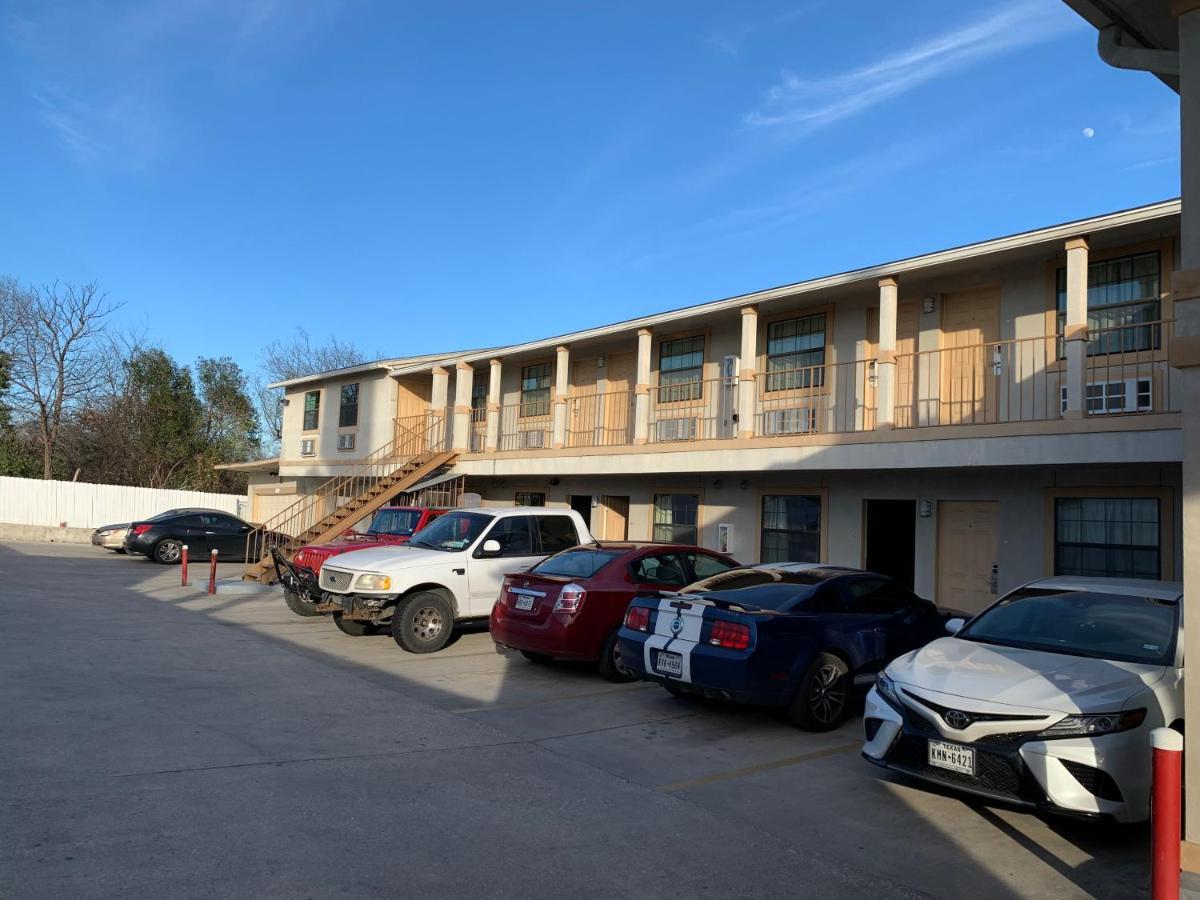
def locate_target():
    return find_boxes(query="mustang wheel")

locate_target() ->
[333,612,378,636]
[789,653,850,731]
[153,539,183,565]
[284,588,322,618]
[391,591,453,654]
[596,629,637,683]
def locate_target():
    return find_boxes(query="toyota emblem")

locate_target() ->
[670,615,684,635]
[943,710,971,730]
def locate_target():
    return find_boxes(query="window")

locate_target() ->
[471,371,488,410]
[686,551,737,581]
[631,552,689,586]
[482,516,535,556]
[521,364,552,417]
[765,313,827,392]
[652,494,699,544]
[536,516,579,554]
[1055,497,1161,580]
[532,549,622,578]
[658,336,704,403]
[338,383,359,428]
[303,390,320,431]
[1056,251,1161,355]
[842,577,913,616]
[514,492,545,507]
[761,495,821,564]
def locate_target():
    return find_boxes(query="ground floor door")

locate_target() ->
[594,495,629,541]
[937,500,999,614]
[863,499,916,590]
[568,495,592,531]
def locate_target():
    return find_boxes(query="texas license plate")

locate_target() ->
[514,594,534,611]
[655,651,683,677]
[928,740,975,776]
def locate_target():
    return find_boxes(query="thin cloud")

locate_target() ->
[745,1,1082,133]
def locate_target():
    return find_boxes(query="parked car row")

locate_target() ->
[185,499,1181,825]
[92,508,261,562]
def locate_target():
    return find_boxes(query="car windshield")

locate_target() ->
[407,511,491,552]
[958,588,1179,666]
[368,509,422,536]
[532,549,621,579]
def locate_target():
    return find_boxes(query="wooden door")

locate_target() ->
[937,501,999,614]
[602,352,635,443]
[597,495,630,540]
[865,303,919,428]
[569,357,602,446]
[940,288,1000,425]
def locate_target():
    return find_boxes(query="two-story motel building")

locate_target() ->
[242,199,1184,615]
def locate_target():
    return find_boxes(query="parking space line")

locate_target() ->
[448,683,653,714]
[656,742,859,793]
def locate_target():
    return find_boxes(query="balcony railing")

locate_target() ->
[756,359,876,436]
[567,389,635,447]
[648,377,736,442]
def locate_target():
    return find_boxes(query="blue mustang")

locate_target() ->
[617,564,954,731]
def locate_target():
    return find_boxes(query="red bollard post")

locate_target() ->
[208,548,219,596]
[181,544,189,586]
[1151,726,1182,900]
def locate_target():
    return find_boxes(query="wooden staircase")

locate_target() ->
[242,418,456,583]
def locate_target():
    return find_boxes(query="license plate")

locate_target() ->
[655,651,683,677]
[514,594,534,611]
[928,740,975,776]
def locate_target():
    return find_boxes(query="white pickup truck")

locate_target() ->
[317,506,593,653]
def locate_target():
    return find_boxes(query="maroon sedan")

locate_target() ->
[489,542,739,682]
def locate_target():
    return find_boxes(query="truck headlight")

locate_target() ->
[354,573,392,592]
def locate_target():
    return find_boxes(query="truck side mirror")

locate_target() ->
[479,539,502,557]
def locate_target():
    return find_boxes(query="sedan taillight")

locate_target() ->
[624,605,651,632]
[708,621,750,650]
[553,583,586,613]
[131,524,153,536]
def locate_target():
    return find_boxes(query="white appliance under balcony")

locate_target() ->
[762,406,819,436]
[1060,377,1153,416]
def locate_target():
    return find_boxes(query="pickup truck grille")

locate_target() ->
[320,567,354,593]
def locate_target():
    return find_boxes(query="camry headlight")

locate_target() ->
[875,672,902,710]
[354,573,392,592]
[1038,708,1146,739]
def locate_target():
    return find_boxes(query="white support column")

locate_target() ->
[429,366,449,450]
[451,362,473,453]
[552,345,570,448]
[874,277,898,430]
[737,306,758,438]
[1176,0,1200,847]
[633,328,653,444]
[1063,236,1090,420]
[484,358,502,453]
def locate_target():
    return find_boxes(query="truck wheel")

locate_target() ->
[153,539,183,565]
[391,591,453,653]
[787,653,849,731]
[333,612,378,636]
[284,589,322,618]
[596,630,637,683]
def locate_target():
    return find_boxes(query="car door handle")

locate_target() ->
[452,568,465,575]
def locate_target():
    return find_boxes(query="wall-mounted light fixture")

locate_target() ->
[918,499,933,517]
[922,295,937,314]
[280,398,290,406]
[597,354,606,368]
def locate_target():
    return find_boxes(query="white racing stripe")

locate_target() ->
[642,597,706,684]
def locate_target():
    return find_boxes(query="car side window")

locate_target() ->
[484,516,535,557]
[805,584,846,614]
[178,515,205,527]
[536,516,579,554]
[843,577,913,615]
[631,553,689,586]
[686,552,737,582]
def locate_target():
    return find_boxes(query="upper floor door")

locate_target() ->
[940,287,1001,425]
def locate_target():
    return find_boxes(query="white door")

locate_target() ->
[467,516,544,616]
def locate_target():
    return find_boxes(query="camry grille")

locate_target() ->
[320,568,354,593]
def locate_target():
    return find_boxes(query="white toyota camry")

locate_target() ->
[862,576,1183,823]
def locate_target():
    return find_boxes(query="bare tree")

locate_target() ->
[254,329,368,448]
[4,282,118,478]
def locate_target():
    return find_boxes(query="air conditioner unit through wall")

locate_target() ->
[1060,378,1152,416]
[762,406,818,436]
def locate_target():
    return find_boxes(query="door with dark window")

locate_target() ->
[863,500,916,590]
[568,495,592,530]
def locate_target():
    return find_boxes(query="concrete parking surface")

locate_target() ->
[0,541,1151,899]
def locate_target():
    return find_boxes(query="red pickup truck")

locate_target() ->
[282,506,446,617]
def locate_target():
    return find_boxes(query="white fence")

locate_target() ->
[0,477,244,530]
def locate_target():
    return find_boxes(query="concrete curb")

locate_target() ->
[0,523,93,544]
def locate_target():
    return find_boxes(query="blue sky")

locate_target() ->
[0,1,1181,371]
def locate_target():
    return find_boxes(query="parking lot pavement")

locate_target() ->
[0,541,1151,899]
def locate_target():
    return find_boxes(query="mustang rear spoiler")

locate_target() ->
[633,589,760,615]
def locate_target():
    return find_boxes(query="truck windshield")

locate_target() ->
[408,512,491,552]
[368,508,422,536]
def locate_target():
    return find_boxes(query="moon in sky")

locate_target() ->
[1082,127,1095,138]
